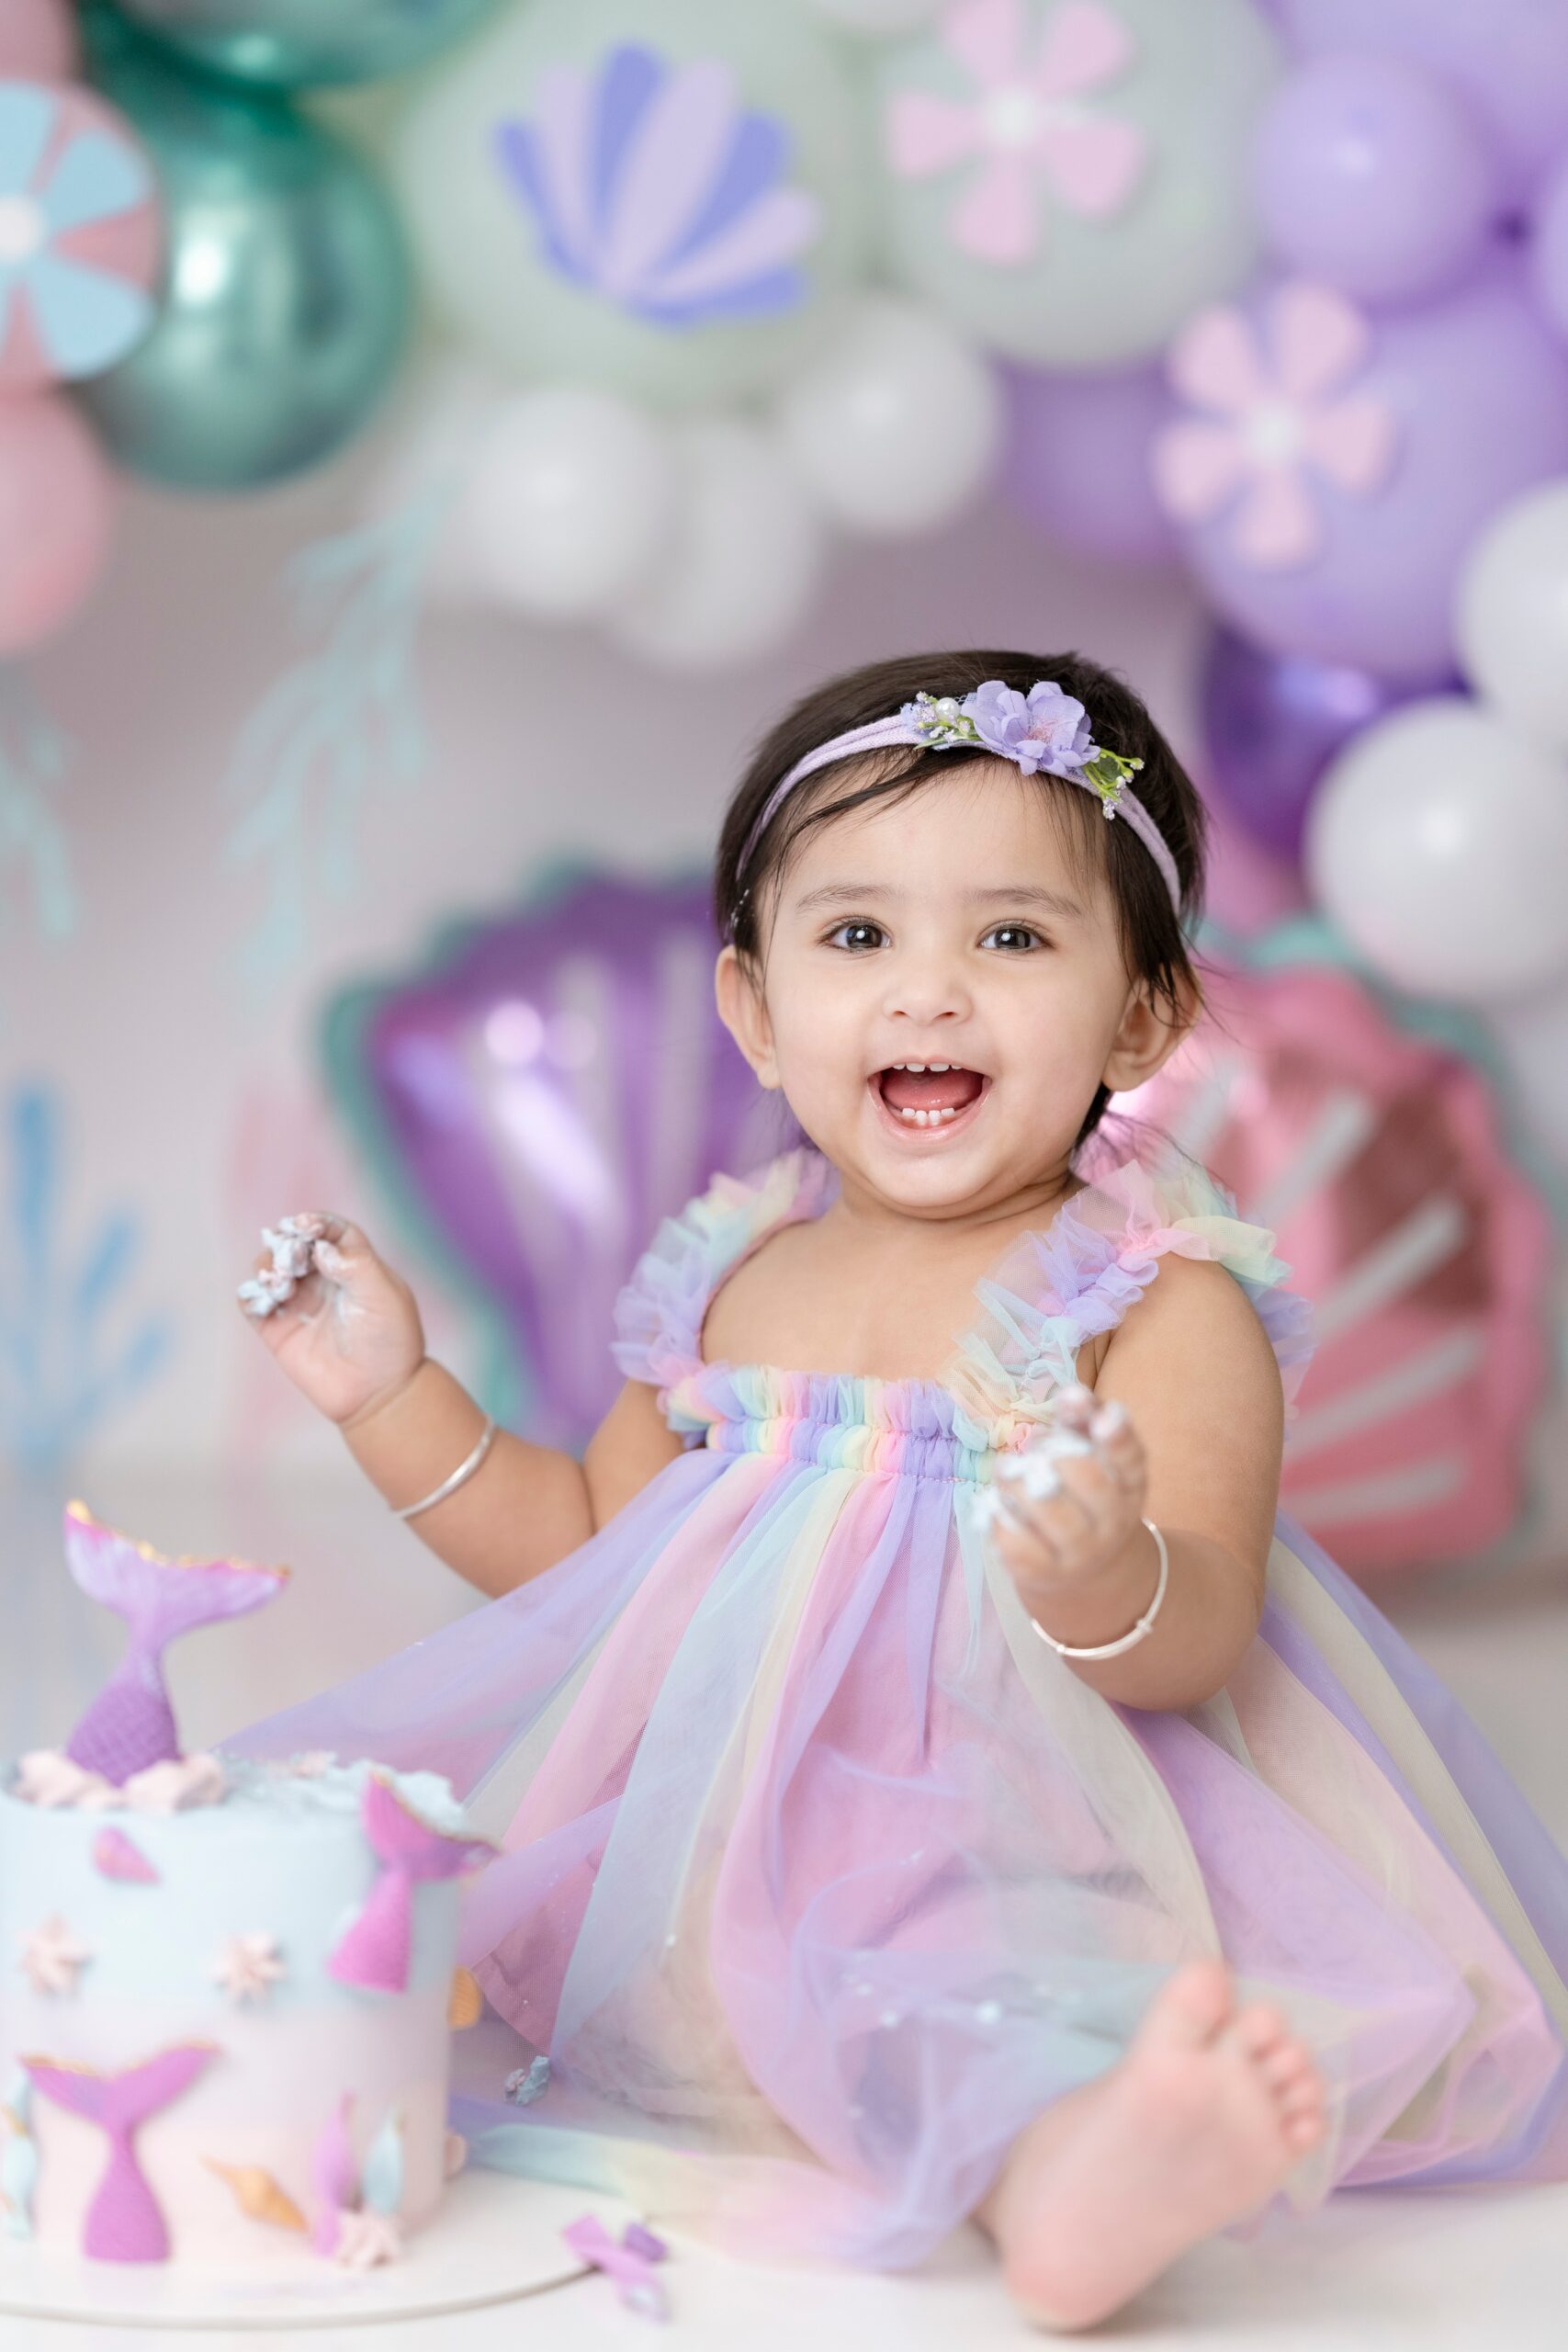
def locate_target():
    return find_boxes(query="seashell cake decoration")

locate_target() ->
[494,43,823,328]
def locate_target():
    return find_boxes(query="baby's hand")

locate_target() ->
[237,1213,426,1428]
[976,1383,1148,1621]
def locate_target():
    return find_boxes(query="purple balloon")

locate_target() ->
[1199,626,1452,862]
[330,867,788,1449]
[1529,149,1568,346]
[1163,264,1568,681]
[1274,0,1568,201]
[1254,51,1500,306]
[1001,361,1179,569]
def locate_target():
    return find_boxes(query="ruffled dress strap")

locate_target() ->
[610,1144,836,1412]
[944,1146,1316,1442]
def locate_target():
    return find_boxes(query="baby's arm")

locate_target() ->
[987,1254,1283,1713]
[238,1214,684,1599]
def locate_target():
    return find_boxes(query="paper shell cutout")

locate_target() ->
[62,1501,288,1785]
[447,1965,483,2029]
[1,2072,37,2241]
[23,2043,216,2262]
[204,2158,308,2233]
[327,1775,491,1995]
[92,1827,159,1883]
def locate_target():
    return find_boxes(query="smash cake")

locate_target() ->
[0,1502,494,2274]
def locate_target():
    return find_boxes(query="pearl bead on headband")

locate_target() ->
[728,678,1183,935]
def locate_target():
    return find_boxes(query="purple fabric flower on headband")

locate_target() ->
[971,680,1094,775]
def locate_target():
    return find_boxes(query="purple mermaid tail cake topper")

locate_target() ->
[61,1503,289,1786]
[329,1776,493,1995]
[23,2044,215,2263]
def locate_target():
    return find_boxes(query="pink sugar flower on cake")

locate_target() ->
[211,1933,286,2007]
[886,0,1147,265]
[20,1916,90,1996]
[1154,280,1399,570]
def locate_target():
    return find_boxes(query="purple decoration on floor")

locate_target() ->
[327,1775,492,1994]
[24,2044,214,2262]
[330,867,786,1449]
[310,2092,357,2256]
[563,2211,670,2321]
[61,1502,289,1785]
[1198,626,1456,862]
[494,43,821,328]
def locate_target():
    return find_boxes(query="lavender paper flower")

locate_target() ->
[970,681,1094,775]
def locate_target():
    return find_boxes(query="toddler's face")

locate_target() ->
[716,759,1187,1216]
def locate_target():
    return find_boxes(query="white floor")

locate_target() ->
[3,1466,1567,2349]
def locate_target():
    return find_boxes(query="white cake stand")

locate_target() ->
[0,2166,649,2330]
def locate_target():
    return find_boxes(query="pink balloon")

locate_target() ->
[0,0,78,76]
[0,395,117,653]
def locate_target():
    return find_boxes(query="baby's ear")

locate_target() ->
[714,944,781,1090]
[1101,971,1199,1094]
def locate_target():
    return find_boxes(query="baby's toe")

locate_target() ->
[1232,2002,1288,2059]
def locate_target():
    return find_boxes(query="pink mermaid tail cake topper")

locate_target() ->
[22,2044,216,2263]
[61,1503,289,1785]
[328,1776,493,1996]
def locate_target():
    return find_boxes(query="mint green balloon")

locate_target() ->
[115,0,500,91]
[875,0,1282,367]
[393,0,870,407]
[78,6,411,490]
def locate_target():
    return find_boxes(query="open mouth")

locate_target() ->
[872,1062,988,1136]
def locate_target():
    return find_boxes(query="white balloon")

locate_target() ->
[1488,976,1568,1169]
[445,387,675,618]
[807,0,939,32]
[1457,479,1568,754]
[1306,697,1568,1004]
[606,416,825,671]
[773,294,999,537]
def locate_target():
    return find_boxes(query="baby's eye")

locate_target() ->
[980,924,1042,952]
[824,920,886,952]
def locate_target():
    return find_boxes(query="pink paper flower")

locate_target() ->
[886,0,1146,266]
[1154,281,1400,571]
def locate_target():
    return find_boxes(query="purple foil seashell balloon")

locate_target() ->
[62,1503,289,1786]
[494,43,822,327]
[324,867,787,1449]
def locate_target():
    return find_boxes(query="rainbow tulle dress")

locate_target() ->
[227,1136,1568,2270]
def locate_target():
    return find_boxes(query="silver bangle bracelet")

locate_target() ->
[393,1413,498,1521]
[1030,1519,1169,1659]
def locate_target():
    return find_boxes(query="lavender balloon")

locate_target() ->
[1253,51,1500,306]
[1155,265,1568,681]
[1274,0,1568,202]
[1199,627,1451,862]
[327,865,788,1449]
[1002,361,1179,568]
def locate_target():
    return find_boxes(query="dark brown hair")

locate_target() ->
[715,649,1210,1151]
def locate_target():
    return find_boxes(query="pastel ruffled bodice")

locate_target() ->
[611,1141,1316,1481]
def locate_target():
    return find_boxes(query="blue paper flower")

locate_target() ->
[0,83,155,383]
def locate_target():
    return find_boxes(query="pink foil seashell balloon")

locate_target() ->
[91,1827,159,1883]
[1122,953,1552,1578]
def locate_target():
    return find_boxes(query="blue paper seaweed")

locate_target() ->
[221,490,447,995]
[0,1084,169,1471]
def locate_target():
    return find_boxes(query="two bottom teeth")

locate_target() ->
[894,1104,962,1125]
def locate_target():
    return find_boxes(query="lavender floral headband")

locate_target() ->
[729,679,1182,933]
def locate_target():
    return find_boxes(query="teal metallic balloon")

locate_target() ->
[112,0,500,91]
[78,6,411,491]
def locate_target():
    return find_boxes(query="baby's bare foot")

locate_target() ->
[980,1959,1327,2332]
